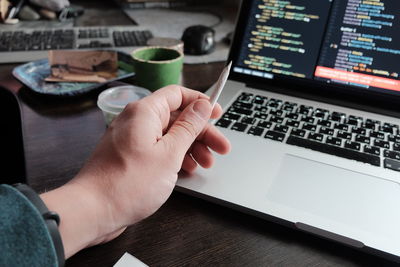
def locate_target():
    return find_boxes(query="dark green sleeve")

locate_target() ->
[0,184,58,267]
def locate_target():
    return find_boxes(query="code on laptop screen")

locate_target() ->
[234,0,400,95]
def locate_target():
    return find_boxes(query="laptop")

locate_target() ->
[177,0,400,262]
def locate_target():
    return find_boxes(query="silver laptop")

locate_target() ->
[177,0,400,262]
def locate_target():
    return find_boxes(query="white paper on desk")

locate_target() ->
[114,252,148,267]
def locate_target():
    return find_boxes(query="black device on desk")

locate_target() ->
[181,25,216,55]
[0,87,26,184]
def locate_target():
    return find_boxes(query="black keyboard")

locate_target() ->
[0,26,153,63]
[216,92,400,172]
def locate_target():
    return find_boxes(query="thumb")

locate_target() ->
[163,99,212,158]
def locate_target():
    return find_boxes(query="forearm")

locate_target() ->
[40,181,110,258]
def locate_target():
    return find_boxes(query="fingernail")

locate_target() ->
[193,100,211,120]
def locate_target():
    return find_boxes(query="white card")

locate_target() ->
[114,252,148,267]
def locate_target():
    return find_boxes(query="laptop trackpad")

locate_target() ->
[267,154,400,238]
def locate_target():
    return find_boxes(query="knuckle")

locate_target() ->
[124,101,144,115]
[175,120,199,138]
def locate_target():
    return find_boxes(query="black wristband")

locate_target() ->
[13,183,65,267]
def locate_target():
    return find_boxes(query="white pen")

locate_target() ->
[209,61,232,108]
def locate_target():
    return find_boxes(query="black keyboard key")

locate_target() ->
[344,140,361,151]
[78,44,90,49]
[254,112,268,120]
[336,130,352,140]
[254,106,269,113]
[248,126,264,136]
[237,93,253,103]
[330,112,346,122]
[269,98,283,104]
[308,132,324,142]
[394,143,400,152]
[285,113,299,120]
[231,122,247,132]
[142,30,153,43]
[388,135,400,143]
[317,119,331,127]
[241,116,256,125]
[374,139,390,149]
[233,101,253,110]
[79,30,88,38]
[365,118,381,126]
[336,123,349,131]
[346,118,359,126]
[223,112,241,121]
[270,116,284,124]
[301,116,315,124]
[134,31,144,45]
[318,126,334,136]
[364,145,380,156]
[265,130,285,142]
[384,150,400,161]
[287,136,380,166]
[267,102,279,109]
[291,128,306,137]
[302,123,316,132]
[384,158,400,172]
[369,131,385,140]
[216,118,232,128]
[326,136,342,146]
[284,101,297,107]
[252,95,267,105]
[351,127,366,135]
[269,109,283,117]
[285,119,299,128]
[258,120,272,129]
[362,122,376,130]
[379,125,395,134]
[298,105,313,115]
[355,135,370,144]
[229,107,253,116]
[383,122,399,129]
[282,102,296,112]
[274,124,289,133]
[349,115,363,121]
[313,108,329,119]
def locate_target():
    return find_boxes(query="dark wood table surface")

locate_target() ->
[0,1,397,266]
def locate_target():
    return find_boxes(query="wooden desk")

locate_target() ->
[0,1,397,266]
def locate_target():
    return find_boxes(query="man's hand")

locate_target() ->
[41,85,231,258]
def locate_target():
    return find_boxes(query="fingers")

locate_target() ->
[191,142,214,168]
[161,99,212,160]
[142,85,223,131]
[181,142,213,173]
[182,154,197,173]
[197,124,231,155]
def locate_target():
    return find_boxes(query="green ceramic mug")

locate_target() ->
[131,47,184,91]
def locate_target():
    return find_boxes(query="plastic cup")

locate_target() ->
[97,85,151,126]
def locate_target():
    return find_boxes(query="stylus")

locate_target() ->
[210,61,232,108]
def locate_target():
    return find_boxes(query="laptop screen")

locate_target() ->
[231,0,400,97]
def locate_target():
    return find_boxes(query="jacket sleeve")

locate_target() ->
[0,184,58,267]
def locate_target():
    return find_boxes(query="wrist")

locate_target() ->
[40,180,112,258]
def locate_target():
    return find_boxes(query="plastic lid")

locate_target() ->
[97,85,152,115]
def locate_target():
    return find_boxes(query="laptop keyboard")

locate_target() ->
[216,92,400,172]
[0,26,153,64]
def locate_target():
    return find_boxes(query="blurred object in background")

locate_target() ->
[29,0,69,12]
